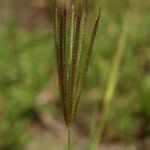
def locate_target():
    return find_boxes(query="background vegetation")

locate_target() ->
[0,0,149,149]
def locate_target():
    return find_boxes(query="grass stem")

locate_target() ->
[88,18,127,150]
[68,128,71,150]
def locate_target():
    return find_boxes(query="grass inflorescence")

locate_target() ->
[54,0,100,130]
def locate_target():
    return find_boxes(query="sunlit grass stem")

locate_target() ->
[88,18,127,150]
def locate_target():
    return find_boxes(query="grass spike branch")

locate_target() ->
[54,6,68,125]
[70,14,81,124]
[59,6,69,126]
[74,10,101,117]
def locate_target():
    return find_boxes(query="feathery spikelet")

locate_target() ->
[54,0,101,128]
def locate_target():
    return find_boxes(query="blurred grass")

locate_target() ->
[0,0,150,149]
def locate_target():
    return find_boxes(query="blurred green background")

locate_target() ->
[0,0,149,150]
